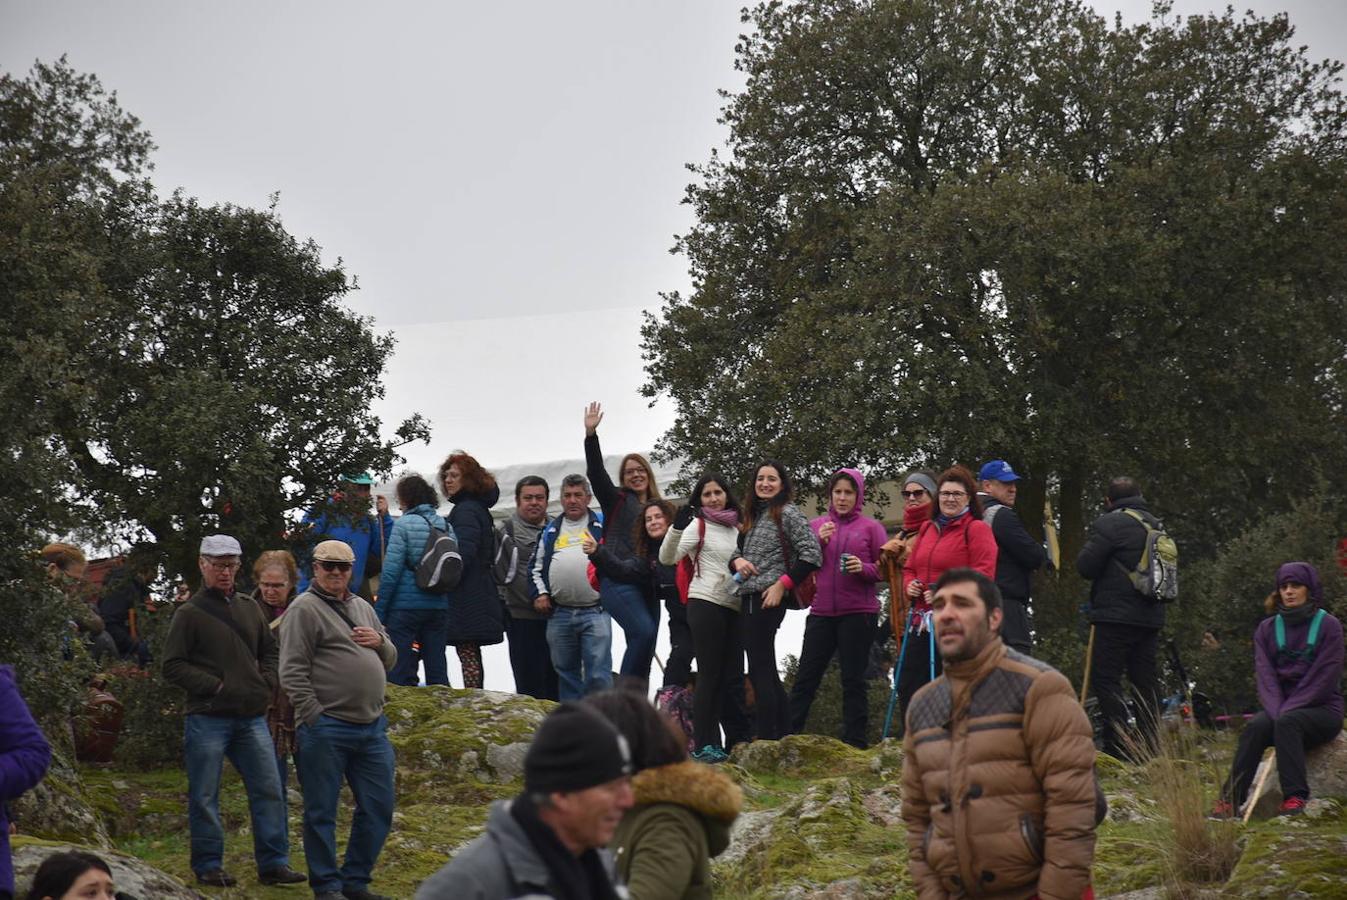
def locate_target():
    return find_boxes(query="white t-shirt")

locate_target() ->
[549,516,600,607]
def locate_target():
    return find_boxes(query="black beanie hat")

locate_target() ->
[524,702,633,794]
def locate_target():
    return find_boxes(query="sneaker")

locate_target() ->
[692,745,729,764]
[259,866,307,885]
[196,870,237,888]
[1208,800,1235,820]
[342,889,392,900]
[1278,796,1308,816]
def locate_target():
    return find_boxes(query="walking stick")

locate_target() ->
[882,622,912,740]
[1079,624,1097,705]
[1242,749,1276,824]
[927,612,935,682]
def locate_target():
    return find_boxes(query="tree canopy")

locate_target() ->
[642,0,1347,561]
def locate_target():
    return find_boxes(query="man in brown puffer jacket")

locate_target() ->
[902,567,1102,900]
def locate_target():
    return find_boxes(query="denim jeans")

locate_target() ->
[385,607,450,686]
[184,714,289,876]
[600,577,657,679]
[294,714,396,893]
[546,605,613,700]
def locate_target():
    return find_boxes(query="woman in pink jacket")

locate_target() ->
[787,468,890,748]
[897,464,998,727]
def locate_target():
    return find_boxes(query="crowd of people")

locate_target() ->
[4,402,1342,900]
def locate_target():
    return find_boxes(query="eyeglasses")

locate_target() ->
[901,490,927,499]
[938,491,968,499]
[315,560,352,573]
[202,558,240,572]
[622,468,646,478]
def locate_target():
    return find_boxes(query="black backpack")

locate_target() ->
[412,512,463,594]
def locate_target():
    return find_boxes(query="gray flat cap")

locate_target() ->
[200,534,243,557]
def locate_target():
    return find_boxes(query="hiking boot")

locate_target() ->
[692,745,729,764]
[342,889,392,900]
[1207,800,1235,820]
[196,870,237,888]
[1278,796,1308,816]
[313,893,345,900]
[259,866,307,885]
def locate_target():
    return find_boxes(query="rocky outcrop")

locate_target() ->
[9,747,110,847]
[11,840,200,899]
[1249,730,1347,819]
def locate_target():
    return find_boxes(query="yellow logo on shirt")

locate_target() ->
[554,530,593,550]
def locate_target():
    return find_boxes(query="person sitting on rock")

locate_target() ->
[23,850,119,900]
[414,702,634,899]
[1212,561,1344,818]
[585,689,742,900]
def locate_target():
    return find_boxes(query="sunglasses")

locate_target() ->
[901,490,927,499]
[316,560,352,573]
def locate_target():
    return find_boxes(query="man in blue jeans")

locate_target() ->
[161,534,305,888]
[280,540,398,900]
[529,474,613,699]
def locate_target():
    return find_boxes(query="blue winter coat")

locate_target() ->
[298,506,395,593]
[446,485,505,646]
[0,665,52,896]
[375,504,455,621]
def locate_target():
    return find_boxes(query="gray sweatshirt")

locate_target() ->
[279,587,396,726]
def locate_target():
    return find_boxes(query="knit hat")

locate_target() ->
[903,472,937,497]
[524,703,633,794]
[1276,561,1323,605]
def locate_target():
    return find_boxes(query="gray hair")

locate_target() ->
[560,473,591,496]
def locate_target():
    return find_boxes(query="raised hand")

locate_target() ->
[584,401,604,436]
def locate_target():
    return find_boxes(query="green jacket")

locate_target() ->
[611,760,742,900]
[162,588,277,717]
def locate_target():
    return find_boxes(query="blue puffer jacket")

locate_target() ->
[1,665,52,896]
[446,485,506,646]
[375,504,454,621]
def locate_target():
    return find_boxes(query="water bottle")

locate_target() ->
[726,569,746,600]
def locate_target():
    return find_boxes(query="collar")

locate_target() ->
[941,636,1007,722]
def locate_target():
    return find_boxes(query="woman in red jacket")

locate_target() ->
[897,465,998,727]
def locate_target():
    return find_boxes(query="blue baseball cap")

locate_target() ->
[978,460,1021,482]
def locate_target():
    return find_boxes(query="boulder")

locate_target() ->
[730,733,875,780]
[12,841,201,900]
[9,747,110,847]
[1250,730,1347,819]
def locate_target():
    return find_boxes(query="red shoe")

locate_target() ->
[1208,800,1236,819]
[1278,796,1307,816]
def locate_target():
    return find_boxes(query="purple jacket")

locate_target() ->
[1253,608,1344,721]
[0,665,52,896]
[809,468,889,617]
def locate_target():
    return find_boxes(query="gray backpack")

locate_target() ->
[413,512,463,594]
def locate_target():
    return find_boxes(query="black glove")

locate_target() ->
[673,505,696,530]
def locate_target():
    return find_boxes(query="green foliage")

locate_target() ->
[103,612,185,769]
[643,0,1347,564]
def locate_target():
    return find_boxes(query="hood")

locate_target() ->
[1276,561,1324,605]
[632,760,742,824]
[450,483,502,509]
[828,467,867,522]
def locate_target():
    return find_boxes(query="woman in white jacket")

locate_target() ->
[660,472,744,763]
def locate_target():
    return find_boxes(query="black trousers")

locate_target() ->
[896,623,943,737]
[1000,596,1033,655]
[1090,622,1160,758]
[664,598,695,688]
[788,612,877,748]
[687,597,745,749]
[1224,707,1342,805]
[505,613,559,701]
[740,592,790,741]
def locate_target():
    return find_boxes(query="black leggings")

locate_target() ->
[740,592,790,741]
[664,598,695,688]
[789,612,877,748]
[686,597,743,750]
[1224,707,1342,805]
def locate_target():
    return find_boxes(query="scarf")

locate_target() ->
[509,794,620,900]
[1276,603,1317,627]
[935,507,969,529]
[901,501,931,535]
[702,507,740,528]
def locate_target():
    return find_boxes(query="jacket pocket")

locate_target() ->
[1019,812,1044,863]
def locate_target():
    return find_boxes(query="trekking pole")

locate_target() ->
[926,611,935,682]
[882,623,913,740]
[1079,624,1097,705]
[1242,749,1276,824]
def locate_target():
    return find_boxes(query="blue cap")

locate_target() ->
[978,460,1021,482]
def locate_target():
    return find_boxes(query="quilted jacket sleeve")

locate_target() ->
[901,728,944,900]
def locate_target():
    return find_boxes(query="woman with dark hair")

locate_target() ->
[251,550,300,787]
[1212,562,1344,818]
[375,473,454,686]
[584,402,664,692]
[24,852,115,900]
[898,465,998,723]
[585,691,742,900]
[439,453,505,689]
[730,460,822,742]
[660,473,748,761]
[586,499,693,691]
[788,468,889,748]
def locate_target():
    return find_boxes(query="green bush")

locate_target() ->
[105,609,185,768]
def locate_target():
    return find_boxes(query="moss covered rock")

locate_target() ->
[730,733,875,780]
[10,747,110,848]
[12,840,200,899]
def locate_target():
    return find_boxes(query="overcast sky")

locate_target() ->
[5,0,1343,691]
